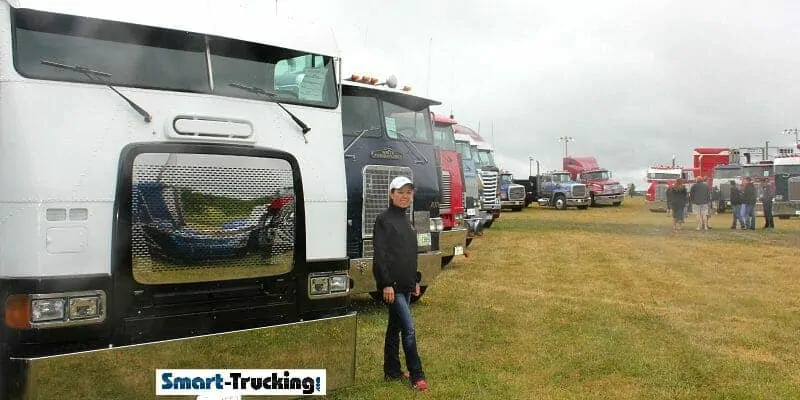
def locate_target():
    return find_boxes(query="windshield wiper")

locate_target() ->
[344,127,380,155]
[395,131,429,164]
[228,83,311,142]
[40,60,152,123]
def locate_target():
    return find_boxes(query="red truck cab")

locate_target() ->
[563,156,625,206]
[432,113,468,266]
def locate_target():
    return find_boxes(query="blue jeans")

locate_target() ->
[731,204,745,228]
[384,292,425,381]
[742,204,755,229]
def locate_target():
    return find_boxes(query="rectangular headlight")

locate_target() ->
[6,290,106,329]
[31,298,65,322]
[308,272,350,299]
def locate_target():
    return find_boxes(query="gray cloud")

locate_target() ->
[281,0,800,187]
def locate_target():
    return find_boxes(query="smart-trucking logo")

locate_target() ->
[156,369,326,396]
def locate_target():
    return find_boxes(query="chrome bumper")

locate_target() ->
[773,200,800,216]
[438,228,468,257]
[501,199,524,208]
[349,251,442,294]
[10,312,357,399]
[594,194,624,205]
[567,197,590,206]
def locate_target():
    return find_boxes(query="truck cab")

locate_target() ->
[563,156,625,207]
[453,130,483,242]
[499,171,527,211]
[537,171,590,210]
[431,113,468,266]
[645,166,683,212]
[772,156,800,219]
[711,164,743,212]
[341,75,444,302]
[0,2,356,397]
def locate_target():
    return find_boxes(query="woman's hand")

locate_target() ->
[383,286,395,304]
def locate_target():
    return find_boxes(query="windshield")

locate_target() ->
[775,165,800,175]
[582,171,610,180]
[383,102,433,143]
[12,9,337,108]
[470,146,483,167]
[456,141,472,160]
[647,172,681,180]
[501,174,513,184]
[742,166,772,178]
[433,125,457,150]
[342,95,382,137]
[713,168,742,179]
[552,173,571,183]
[478,150,495,166]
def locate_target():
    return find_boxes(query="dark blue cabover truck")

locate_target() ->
[341,76,444,302]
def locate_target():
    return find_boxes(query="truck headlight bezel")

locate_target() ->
[5,290,107,329]
[308,271,350,299]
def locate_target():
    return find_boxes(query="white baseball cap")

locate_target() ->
[389,176,414,191]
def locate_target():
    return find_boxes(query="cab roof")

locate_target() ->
[342,81,441,112]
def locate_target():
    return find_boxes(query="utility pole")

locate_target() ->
[558,136,574,157]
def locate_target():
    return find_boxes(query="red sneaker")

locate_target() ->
[411,379,429,392]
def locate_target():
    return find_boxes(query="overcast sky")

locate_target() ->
[278,0,800,188]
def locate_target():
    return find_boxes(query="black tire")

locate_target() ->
[577,205,589,210]
[441,255,454,267]
[410,285,428,303]
[466,237,473,247]
[512,206,523,212]
[612,202,621,207]
[590,193,597,207]
[483,219,494,228]
[779,215,791,220]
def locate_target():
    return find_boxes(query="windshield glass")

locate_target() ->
[470,146,484,167]
[552,173,571,183]
[342,95,382,137]
[713,168,742,179]
[383,102,433,143]
[456,141,472,160]
[501,174,513,184]
[478,150,495,166]
[775,165,800,175]
[647,172,681,180]
[12,9,337,108]
[742,166,772,177]
[433,125,457,150]
[582,171,610,180]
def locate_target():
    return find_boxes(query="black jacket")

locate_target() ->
[372,204,419,293]
[730,186,742,206]
[689,182,711,205]
[743,183,757,205]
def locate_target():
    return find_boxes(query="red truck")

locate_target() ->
[692,147,730,183]
[431,113,469,266]
[645,165,684,212]
[563,156,625,206]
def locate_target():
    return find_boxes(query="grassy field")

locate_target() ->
[330,197,800,399]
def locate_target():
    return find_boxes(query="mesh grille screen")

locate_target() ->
[131,153,295,284]
[789,178,800,201]
[654,184,668,201]
[362,165,413,238]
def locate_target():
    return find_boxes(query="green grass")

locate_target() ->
[330,197,800,399]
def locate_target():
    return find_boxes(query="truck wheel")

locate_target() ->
[483,219,494,228]
[410,285,428,303]
[554,195,567,210]
[779,215,790,220]
[590,193,597,207]
[612,202,621,207]
[441,255,454,267]
[512,206,523,212]
[466,237,473,247]
[577,205,589,210]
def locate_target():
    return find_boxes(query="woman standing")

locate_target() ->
[667,178,688,231]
